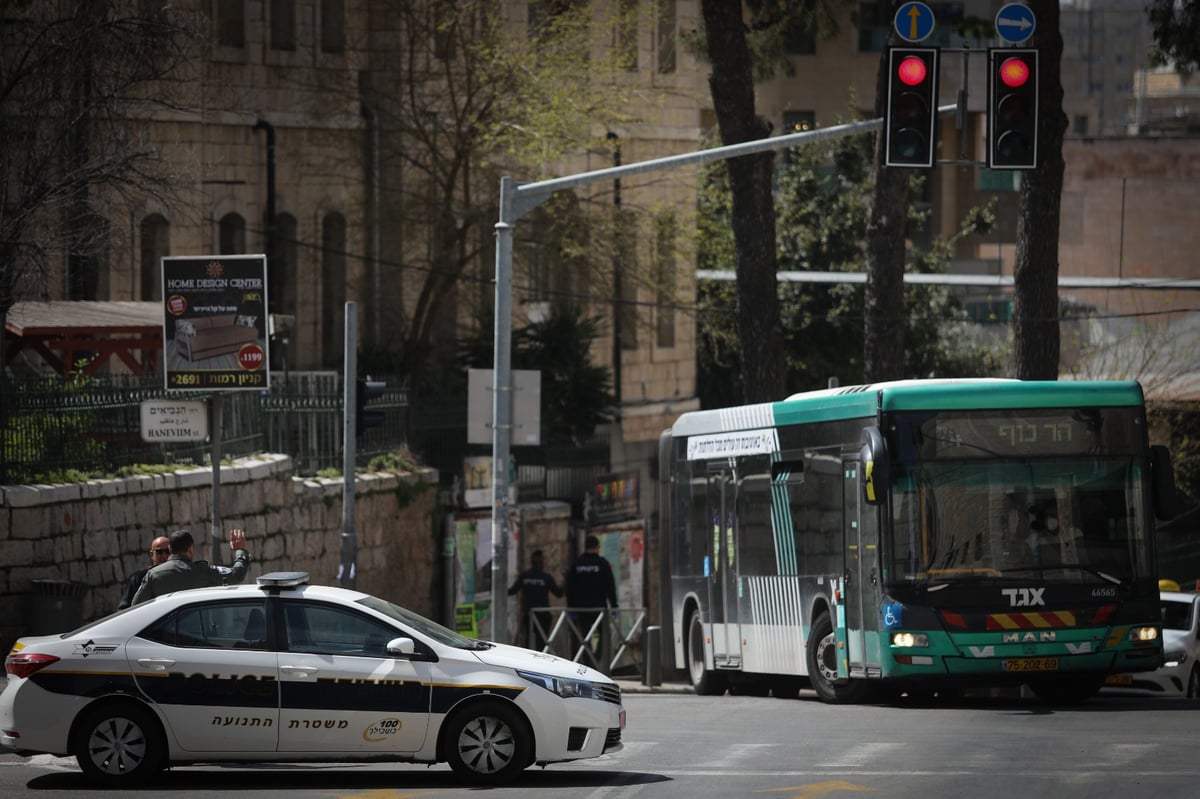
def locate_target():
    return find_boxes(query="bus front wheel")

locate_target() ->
[686,608,727,696]
[806,611,870,704]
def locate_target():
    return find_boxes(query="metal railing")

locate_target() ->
[525,606,647,677]
[1,373,610,499]
[0,371,408,483]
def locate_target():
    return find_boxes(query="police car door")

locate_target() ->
[129,598,278,753]
[276,599,432,754]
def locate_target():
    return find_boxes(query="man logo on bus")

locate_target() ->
[1002,587,1045,607]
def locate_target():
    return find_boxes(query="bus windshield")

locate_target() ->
[889,458,1150,585]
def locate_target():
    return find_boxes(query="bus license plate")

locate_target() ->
[1002,657,1059,672]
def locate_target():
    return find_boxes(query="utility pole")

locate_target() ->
[489,113,905,642]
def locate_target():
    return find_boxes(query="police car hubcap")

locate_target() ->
[459,716,514,773]
[90,718,146,773]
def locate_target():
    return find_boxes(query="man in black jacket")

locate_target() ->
[131,527,251,604]
[117,535,171,609]
[507,549,563,651]
[565,535,618,670]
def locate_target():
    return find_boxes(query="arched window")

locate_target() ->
[219,212,245,254]
[270,0,296,51]
[215,0,245,48]
[140,214,170,301]
[321,0,345,54]
[321,212,347,366]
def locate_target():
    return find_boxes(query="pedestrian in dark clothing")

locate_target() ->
[131,527,251,605]
[508,549,563,651]
[118,535,171,609]
[565,534,618,669]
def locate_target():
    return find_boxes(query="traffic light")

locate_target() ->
[884,47,939,168]
[355,378,386,437]
[988,49,1039,169]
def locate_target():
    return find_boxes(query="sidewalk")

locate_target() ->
[613,677,693,694]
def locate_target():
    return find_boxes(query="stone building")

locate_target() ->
[10,1,1199,521]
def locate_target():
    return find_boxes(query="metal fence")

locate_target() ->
[0,371,409,484]
[1,374,612,501]
[527,606,648,677]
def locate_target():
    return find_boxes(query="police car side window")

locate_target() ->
[282,600,410,658]
[140,601,269,650]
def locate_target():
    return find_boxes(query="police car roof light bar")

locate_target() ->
[257,572,310,589]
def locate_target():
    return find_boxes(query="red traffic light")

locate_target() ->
[897,55,928,87]
[999,57,1030,88]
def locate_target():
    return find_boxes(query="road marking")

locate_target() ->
[826,742,905,768]
[703,743,777,769]
[328,787,436,791]
[759,779,878,798]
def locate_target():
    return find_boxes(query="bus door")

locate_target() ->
[843,457,881,677]
[706,464,741,669]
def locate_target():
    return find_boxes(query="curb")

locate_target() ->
[615,680,693,694]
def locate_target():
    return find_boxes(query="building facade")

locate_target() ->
[11,1,1198,495]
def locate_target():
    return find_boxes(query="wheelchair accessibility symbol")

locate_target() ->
[883,602,904,628]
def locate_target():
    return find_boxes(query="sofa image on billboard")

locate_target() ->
[175,314,259,362]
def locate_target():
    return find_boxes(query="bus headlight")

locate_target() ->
[1128,626,1159,642]
[891,632,929,648]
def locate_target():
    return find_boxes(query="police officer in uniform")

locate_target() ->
[507,549,563,651]
[132,527,251,604]
[118,534,171,609]
[565,535,618,670]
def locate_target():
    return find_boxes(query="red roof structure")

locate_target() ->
[4,301,163,376]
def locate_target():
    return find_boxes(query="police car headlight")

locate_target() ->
[516,669,605,700]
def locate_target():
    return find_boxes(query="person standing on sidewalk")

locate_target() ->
[565,535,618,670]
[117,535,171,609]
[508,549,563,652]
[131,527,251,604]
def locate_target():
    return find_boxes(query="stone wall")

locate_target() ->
[0,455,441,656]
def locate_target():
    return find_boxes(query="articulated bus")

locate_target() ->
[658,379,1180,703]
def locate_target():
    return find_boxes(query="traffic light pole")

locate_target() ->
[488,110,955,642]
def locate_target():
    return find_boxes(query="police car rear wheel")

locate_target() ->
[72,702,165,786]
[443,700,531,785]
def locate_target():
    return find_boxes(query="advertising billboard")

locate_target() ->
[161,255,269,391]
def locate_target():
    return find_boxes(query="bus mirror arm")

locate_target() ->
[1150,445,1183,521]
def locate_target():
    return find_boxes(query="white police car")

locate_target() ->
[1,572,624,785]
[1104,589,1200,697]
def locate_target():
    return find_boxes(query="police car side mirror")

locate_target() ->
[386,637,416,656]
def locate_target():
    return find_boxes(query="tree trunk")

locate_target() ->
[1013,0,1068,380]
[864,38,910,383]
[700,0,785,404]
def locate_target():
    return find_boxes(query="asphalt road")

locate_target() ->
[3,687,1198,799]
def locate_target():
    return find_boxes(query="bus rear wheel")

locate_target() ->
[686,608,727,696]
[806,611,870,704]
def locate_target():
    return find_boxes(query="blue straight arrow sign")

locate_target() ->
[995,3,1036,44]
[894,1,935,43]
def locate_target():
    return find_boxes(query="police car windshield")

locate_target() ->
[356,595,487,649]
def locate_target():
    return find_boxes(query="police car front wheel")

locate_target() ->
[72,701,166,786]
[442,699,532,785]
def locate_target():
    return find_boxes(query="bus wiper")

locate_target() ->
[1053,564,1124,585]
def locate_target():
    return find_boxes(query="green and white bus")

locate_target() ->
[658,379,1178,703]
